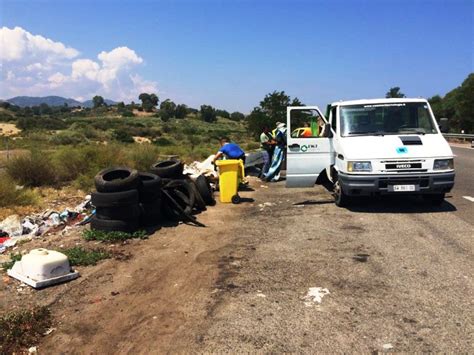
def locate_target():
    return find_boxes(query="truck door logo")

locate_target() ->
[396,147,408,154]
[300,144,317,152]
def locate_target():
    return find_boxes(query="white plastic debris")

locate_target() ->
[183,155,217,178]
[0,215,23,237]
[303,287,330,306]
[7,248,79,289]
[28,346,37,354]
[383,343,394,350]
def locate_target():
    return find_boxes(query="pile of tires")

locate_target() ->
[91,167,141,233]
[89,160,216,232]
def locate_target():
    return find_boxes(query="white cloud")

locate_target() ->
[0,26,157,102]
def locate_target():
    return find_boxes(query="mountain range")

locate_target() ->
[4,96,117,108]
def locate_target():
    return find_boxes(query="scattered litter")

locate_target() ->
[183,155,218,179]
[256,293,266,298]
[28,346,37,354]
[43,327,56,335]
[0,215,23,238]
[382,343,394,350]
[260,185,268,188]
[0,195,94,253]
[7,248,79,289]
[258,202,275,209]
[353,253,370,262]
[303,287,330,306]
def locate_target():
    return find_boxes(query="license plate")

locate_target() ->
[393,184,416,192]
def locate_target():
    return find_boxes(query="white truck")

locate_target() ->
[286,98,455,206]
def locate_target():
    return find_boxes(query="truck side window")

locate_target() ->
[290,109,325,138]
[331,107,337,132]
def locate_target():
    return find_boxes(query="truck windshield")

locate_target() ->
[340,102,438,137]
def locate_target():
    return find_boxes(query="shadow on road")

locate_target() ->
[346,196,457,213]
[293,199,334,206]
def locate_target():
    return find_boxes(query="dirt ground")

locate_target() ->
[0,176,472,353]
[0,123,20,137]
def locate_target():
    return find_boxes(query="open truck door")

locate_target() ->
[286,106,333,187]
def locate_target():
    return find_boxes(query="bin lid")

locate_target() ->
[215,159,241,166]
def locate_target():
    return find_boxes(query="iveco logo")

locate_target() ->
[396,164,411,169]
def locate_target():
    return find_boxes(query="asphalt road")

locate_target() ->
[182,177,473,353]
[450,145,474,224]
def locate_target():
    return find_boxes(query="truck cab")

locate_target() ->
[286,98,455,206]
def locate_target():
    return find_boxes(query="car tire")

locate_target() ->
[95,167,139,193]
[140,200,162,226]
[91,189,139,207]
[96,204,141,220]
[138,172,162,203]
[195,175,215,205]
[189,180,207,211]
[150,160,183,178]
[333,179,351,207]
[90,216,139,233]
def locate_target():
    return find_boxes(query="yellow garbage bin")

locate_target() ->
[215,159,245,203]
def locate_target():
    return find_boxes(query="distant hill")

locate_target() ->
[5,96,117,108]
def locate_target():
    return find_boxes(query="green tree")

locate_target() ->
[230,111,245,121]
[200,105,217,123]
[160,99,177,121]
[247,91,303,137]
[175,104,187,119]
[92,95,105,108]
[385,87,406,98]
[139,93,159,112]
[216,109,230,119]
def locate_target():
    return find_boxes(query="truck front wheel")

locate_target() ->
[333,179,351,207]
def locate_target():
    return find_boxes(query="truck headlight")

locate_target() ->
[347,161,372,172]
[433,158,454,170]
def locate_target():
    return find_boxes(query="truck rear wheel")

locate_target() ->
[333,179,351,207]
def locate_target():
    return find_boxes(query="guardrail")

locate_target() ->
[443,133,474,142]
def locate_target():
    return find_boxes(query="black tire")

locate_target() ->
[140,201,162,226]
[333,179,351,207]
[96,204,141,220]
[231,194,241,204]
[189,180,207,211]
[95,167,139,193]
[423,193,445,205]
[90,216,139,233]
[91,189,139,207]
[195,175,215,205]
[150,160,183,178]
[138,172,162,203]
[164,180,195,215]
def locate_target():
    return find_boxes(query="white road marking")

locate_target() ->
[462,196,474,202]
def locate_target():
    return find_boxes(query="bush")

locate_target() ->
[153,137,174,146]
[112,129,134,143]
[50,131,86,145]
[245,141,260,151]
[200,105,217,123]
[17,116,67,130]
[6,151,56,187]
[0,174,38,207]
[61,247,110,266]
[51,147,89,182]
[126,144,160,171]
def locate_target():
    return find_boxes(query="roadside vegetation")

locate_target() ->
[0,306,52,354]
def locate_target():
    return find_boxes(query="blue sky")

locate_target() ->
[1,0,472,112]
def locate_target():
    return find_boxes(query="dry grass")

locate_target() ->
[0,123,20,136]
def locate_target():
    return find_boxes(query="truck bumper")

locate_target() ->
[338,172,455,196]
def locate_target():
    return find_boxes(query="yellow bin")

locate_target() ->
[216,159,245,203]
